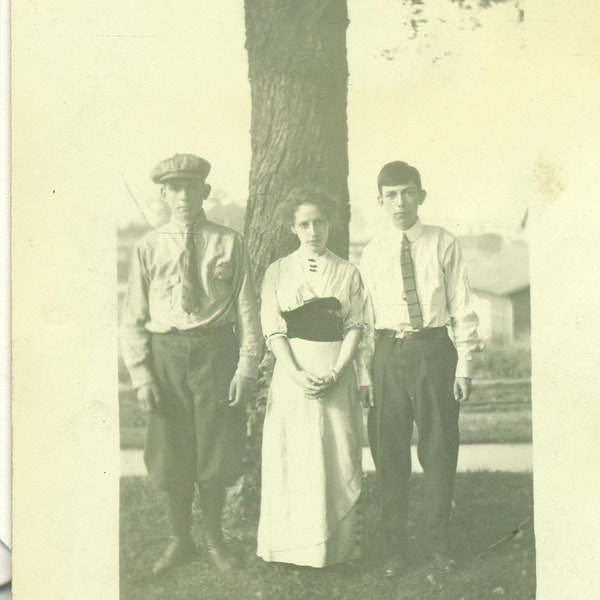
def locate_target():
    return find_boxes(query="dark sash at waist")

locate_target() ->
[283,297,344,342]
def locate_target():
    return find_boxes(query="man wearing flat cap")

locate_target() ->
[120,154,261,574]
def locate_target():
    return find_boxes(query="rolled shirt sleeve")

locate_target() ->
[120,244,155,390]
[358,243,377,324]
[260,261,288,346]
[232,236,262,380]
[346,268,374,387]
[443,239,481,379]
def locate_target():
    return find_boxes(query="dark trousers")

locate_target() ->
[368,331,459,554]
[144,326,245,491]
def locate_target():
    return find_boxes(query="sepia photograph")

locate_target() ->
[10,1,600,599]
[116,2,533,598]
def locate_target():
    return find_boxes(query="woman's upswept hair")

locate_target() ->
[281,186,342,228]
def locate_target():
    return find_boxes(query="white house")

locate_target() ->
[459,234,530,345]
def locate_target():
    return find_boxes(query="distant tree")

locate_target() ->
[204,189,246,233]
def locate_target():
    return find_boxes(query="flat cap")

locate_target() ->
[151,154,211,184]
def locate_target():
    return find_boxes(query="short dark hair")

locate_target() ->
[377,161,422,194]
[281,187,341,227]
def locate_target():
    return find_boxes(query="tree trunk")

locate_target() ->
[229,0,350,518]
[244,0,350,285]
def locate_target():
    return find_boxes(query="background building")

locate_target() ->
[461,233,530,345]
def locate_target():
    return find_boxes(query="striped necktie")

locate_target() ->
[401,233,423,329]
[181,224,201,313]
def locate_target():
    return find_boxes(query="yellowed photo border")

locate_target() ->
[11,1,600,598]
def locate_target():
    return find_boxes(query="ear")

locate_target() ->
[419,189,427,205]
[290,224,297,236]
[376,195,384,207]
[160,186,166,199]
[202,183,212,199]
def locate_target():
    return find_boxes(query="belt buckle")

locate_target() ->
[397,328,419,339]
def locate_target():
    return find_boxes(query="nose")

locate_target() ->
[178,187,189,202]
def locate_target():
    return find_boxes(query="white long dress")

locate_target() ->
[257,250,373,567]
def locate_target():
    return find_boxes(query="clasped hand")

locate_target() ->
[292,370,336,399]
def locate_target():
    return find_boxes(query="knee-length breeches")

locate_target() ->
[144,326,245,490]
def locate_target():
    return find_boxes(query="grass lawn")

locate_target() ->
[121,473,535,600]
[459,381,531,444]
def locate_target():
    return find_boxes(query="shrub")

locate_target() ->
[474,343,531,379]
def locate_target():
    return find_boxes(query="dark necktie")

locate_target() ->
[401,234,423,329]
[181,224,201,313]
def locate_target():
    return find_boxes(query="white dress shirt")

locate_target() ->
[360,219,481,378]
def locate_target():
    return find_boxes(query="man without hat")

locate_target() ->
[120,154,261,574]
[360,161,481,577]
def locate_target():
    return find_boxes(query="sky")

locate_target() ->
[114,1,529,238]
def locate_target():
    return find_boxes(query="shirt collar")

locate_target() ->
[168,209,207,233]
[392,218,423,243]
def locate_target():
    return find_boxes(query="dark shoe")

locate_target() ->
[204,532,240,571]
[152,537,196,575]
[383,552,407,578]
[430,552,456,572]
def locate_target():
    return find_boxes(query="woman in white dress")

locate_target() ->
[257,188,374,568]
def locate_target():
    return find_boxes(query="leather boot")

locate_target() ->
[199,486,240,571]
[153,483,196,575]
